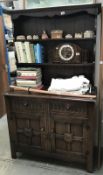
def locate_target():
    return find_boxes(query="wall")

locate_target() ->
[96,0,103,6]
[14,0,103,9]
[14,0,23,9]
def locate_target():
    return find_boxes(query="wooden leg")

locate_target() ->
[10,142,17,159]
[86,152,93,173]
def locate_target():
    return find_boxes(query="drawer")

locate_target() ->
[49,100,88,119]
[10,97,46,114]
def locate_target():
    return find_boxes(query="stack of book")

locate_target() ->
[16,68,43,89]
[15,42,44,63]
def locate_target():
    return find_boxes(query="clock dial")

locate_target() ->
[59,44,74,61]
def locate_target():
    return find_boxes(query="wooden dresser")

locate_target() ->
[4,3,101,172]
[5,92,96,172]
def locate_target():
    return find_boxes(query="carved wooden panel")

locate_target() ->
[8,96,49,151]
[49,113,89,158]
[9,112,48,151]
[49,100,89,159]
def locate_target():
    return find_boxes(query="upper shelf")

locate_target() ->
[3,3,101,18]
[14,38,96,43]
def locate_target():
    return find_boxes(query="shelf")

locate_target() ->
[3,3,101,16]
[17,62,95,67]
[15,38,96,43]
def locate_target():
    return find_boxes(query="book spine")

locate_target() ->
[17,71,40,76]
[16,76,41,80]
[15,42,22,63]
[24,42,33,63]
[16,80,42,86]
[34,44,43,63]
[17,42,27,63]
[22,43,28,63]
[30,44,35,63]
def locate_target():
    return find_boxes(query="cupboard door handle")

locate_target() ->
[24,128,32,137]
[66,104,70,110]
[51,129,54,132]
[24,102,29,107]
[64,133,73,143]
[41,128,44,132]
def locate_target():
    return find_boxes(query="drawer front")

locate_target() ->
[49,100,88,119]
[10,97,46,114]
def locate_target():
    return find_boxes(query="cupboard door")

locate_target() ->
[49,114,89,159]
[8,97,49,151]
[9,112,48,151]
[49,100,89,161]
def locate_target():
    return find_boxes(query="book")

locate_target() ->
[16,67,42,88]
[24,42,33,63]
[15,42,21,63]
[22,43,28,63]
[15,42,27,63]
[8,51,17,73]
[17,68,41,76]
[17,71,41,77]
[30,44,35,63]
[17,67,41,71]
[16,80,40,85]
[16,75,41,80]
[16,80,42,87]
[34,43,44,63]
[16,83,43,89]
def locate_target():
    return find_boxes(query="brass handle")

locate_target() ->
[66,104,70,110]
[24,102,29,107]
[51,129,54,132]
[64,133,73,143]
[41,128,44,132]
[24,128,32,137]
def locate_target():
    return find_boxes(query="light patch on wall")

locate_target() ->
[96,0,103,6]
[25,0,96,9]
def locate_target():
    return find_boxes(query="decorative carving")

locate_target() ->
[24,128,32,137]
[64,133,73,143]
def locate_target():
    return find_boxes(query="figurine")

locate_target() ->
[84,30,94,38]
[16,35,26,41]
[51,30,63,39]
[33,34,39,40]
[27,35,32,40]
[41,30,48,39]
[65,34,73,39]
[74,33,82,38]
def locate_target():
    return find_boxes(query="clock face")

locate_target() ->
[58,44,74,61]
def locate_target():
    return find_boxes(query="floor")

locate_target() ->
[0,115,103,175]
